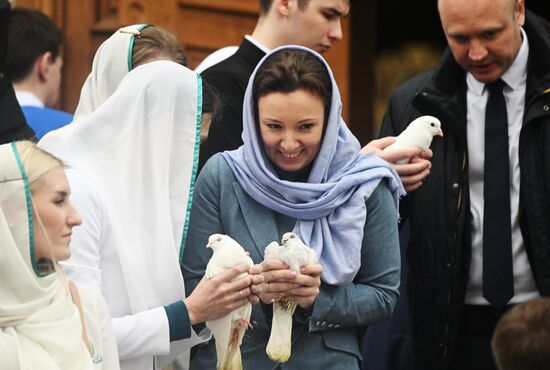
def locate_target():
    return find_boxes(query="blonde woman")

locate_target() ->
[0,140,119,369]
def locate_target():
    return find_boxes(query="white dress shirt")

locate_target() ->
[465,28,539,305]
[245,34,271,53]
[15,90,44,107]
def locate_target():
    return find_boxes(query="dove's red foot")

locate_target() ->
[236,318,252,329]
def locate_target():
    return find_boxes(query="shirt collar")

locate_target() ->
[467,27,529,96]
[244,35,271,54]
[15,91,44,108]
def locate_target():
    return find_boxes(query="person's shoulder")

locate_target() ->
[22,106,72,121]
[201,40,262,86]
[73,282,104,313]
[392,69,435,98]
[201,153,233,177]
[65,167,106,221]
[201,52,244,77]
[200,56,249,95]
[22,106,72,139]
[65,168,101,200]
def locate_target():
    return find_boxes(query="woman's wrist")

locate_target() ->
[184,297,202,325]
[294,305,312,323]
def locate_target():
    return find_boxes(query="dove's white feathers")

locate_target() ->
[264,241,283,261]
[383,115,443,164]
[205,234,253,370]
[278,232,318,273]
[264,233,318,363]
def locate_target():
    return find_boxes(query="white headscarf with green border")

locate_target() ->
[0,142,93,370]
[73,24,150,121]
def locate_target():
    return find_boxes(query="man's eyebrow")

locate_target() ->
[324,6,347,18]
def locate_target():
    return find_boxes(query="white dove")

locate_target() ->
[383,115,443,163]
[264,232,317,363]
[205,234,253,370]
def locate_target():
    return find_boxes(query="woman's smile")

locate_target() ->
[279,149,304,160]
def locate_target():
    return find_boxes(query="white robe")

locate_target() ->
[39,60,209,370]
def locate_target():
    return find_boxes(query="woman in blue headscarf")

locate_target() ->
[182,45,404,369]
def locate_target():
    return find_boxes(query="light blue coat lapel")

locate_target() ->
[232,182,279,259]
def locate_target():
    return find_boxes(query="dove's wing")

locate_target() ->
[280,237,318,272]
[394,127,433,151]
[206,315,233,368]
[206,243,253,279]
[265,241,282,260]
[306,248,318,265]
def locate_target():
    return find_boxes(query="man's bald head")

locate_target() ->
[437,0,525,83]
[438,0,517,17]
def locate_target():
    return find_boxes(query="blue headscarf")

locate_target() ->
[222,45,404,285]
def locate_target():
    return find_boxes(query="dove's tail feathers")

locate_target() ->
[207,317,232,370]
[266,301,298,363]
[218,350,242,370]
[218,326,246,370]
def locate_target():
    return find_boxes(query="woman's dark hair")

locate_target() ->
[252,49,332,123]
[202,80,221,120]
[5,8,63,82]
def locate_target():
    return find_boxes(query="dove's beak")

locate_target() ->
[437,128,444,137]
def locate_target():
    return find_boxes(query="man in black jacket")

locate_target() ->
[379,0,550,369]
[0,0,34,144]
[381,0,550,370]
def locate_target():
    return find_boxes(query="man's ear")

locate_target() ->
[36,52,54,82]
[515,0,525,27]
[276,0,292,17]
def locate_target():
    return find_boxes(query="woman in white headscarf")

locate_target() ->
[0,140,119,370]
[73,23,187,121]
[38,60,258,370]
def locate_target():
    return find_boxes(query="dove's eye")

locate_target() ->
[216,236,222,242]
[430,123,435,127]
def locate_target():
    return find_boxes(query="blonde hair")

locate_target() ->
[15,141,63,193]
[15,141,65,273]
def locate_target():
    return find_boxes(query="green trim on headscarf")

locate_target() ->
[127,24,152,72]
[179,74,202,262]
[11,142,39,276]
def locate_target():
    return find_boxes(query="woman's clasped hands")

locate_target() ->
[250,259,323,311]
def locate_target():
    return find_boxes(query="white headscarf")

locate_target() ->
[73,24,150,121]
[39,60,202,313]
[0,142,93,370]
